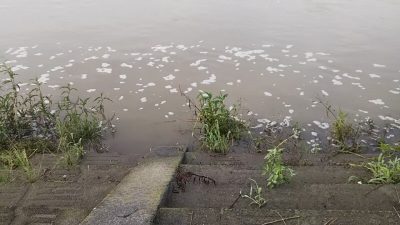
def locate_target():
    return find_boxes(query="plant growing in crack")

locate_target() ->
[263,128,298,188]
[350,143,400,184]
[240,178,266,208]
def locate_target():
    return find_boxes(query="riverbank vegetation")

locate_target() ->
[181,90,248,153]
[0,64,114,182]
[182,90,400,193]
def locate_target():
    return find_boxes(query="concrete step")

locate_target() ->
[183,152,376,169]
[166,183,399,211]
[155,207,399,225]
[0,207,14,225]
[81,147,185,225]
[179,164,369,185]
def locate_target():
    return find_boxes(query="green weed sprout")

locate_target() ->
[240,178,266,208]
[263,129,298,188]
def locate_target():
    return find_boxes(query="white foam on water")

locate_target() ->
[201,74,216,85]
[38,74,50,83]
[368,99,385,105]
[332,79,343,85]
[378,116,400,124]
[84,56,98,61]
[233,49,264,60]
[257,118,270,124]
[140,97,147,103]
[369,74,381,78]
[264,91,272,97]
[313,121,330,129]
[342,73,360,80]
[121,63,133,68]
[48,85,60,89]
[163,74,175,81]
[373,64,386,68]
[190,59,207,67]
[198,66,207,70]
[151,45,173,53]
[50,66,63,72]
[86,89,96,93]
[96,68,112,74]
[147,82,156,87]
[351,83,366,90]
[321,90,329,96]
[119,74,127,80]
[219,55,232,60]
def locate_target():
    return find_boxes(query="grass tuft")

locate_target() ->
[182,90,247,153]
[359,143,400,184]
[0,63,114,181]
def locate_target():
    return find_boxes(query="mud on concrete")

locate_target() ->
[0,151,130,225]
[155,147,400,225]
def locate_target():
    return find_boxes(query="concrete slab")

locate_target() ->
[80,147,184,225]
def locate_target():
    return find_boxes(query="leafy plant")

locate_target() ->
[240,178,266,208]
[183,91,247,153]
[318,100,360,152]
[0,63,114,180]
[263,129,298,188]
[364,156,400,184]
[356,143,400,184]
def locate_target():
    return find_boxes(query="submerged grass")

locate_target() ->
[0,63,114,182]
[318,99,361,152]
[183,90,248,153]
[197,92,247,153]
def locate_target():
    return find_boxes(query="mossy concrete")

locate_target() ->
[80,147,184,225]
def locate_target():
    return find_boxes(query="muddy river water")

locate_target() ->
[1,0,399,163]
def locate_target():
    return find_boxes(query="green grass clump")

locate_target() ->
[56,113,101,148]
[263,130,298,188]
[58,135,85,167]
[358,143,400,184]
[331,110,360,152]
[195,92,247,153]
[0,147,39,182]
[318,100,360,152]
[0,63,114,180]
